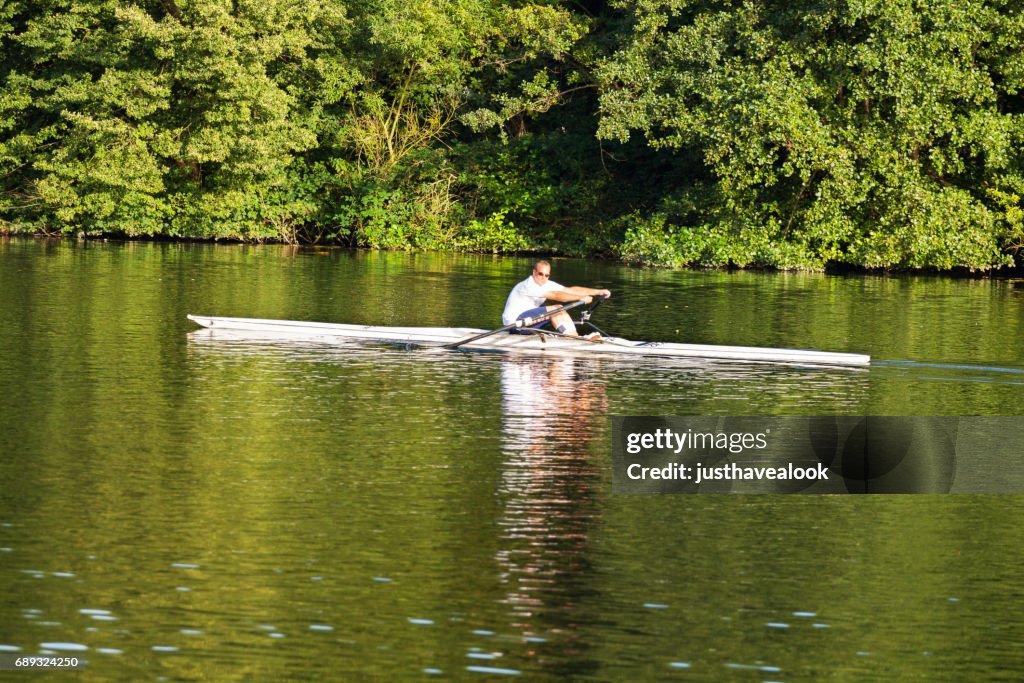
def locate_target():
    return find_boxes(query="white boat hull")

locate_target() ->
[186,315,870,367]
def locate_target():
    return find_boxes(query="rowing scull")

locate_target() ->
[186,314,870,367]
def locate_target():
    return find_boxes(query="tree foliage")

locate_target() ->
[1,0,354,237]
[598,0,1024,269]
[1,0,1023,270]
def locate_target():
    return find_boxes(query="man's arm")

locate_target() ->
[565,285,611,299]
[545,286,611,304]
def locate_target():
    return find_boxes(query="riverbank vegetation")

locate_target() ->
[1,1,1022,270]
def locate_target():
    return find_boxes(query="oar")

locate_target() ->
[443,299,587,349]
[579,293,610,336]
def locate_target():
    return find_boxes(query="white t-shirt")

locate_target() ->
[501,276,566,325]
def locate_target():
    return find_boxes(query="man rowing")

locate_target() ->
[501,260,611,337]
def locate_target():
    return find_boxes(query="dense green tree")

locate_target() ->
[1,0,1023,270]
[1,0,353,238]
[597,0,1024,269]
[327,0,589,250]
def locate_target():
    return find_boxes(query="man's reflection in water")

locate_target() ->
[495,356,608,672]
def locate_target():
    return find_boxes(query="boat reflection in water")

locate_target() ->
[496,356,608,665]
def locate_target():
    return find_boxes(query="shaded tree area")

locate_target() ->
[1,0,1022,270]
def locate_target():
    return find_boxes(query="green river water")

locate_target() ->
[1,238,1023,681]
